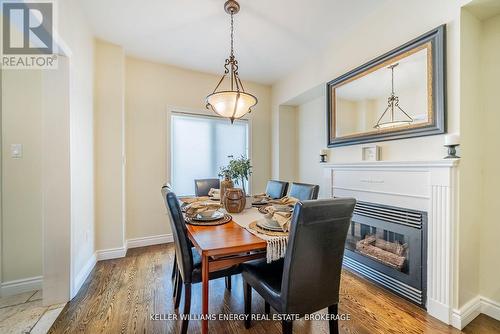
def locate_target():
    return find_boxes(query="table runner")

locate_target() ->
[230,208,288,263]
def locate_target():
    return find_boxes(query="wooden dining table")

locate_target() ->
[186,215,267,334]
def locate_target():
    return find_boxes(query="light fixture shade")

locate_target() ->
[374,120,413,129]
[206,91,257,122]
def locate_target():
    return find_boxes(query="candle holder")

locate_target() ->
[320,154,327,163]
[444,144,460,159]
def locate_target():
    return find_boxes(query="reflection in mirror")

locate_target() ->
[335,45,431,138]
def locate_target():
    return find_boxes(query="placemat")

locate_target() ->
[248,221,289,237]
[185,214,232,226]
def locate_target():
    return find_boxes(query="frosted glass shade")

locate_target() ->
[206,91,257,121]
[375,120,412,129]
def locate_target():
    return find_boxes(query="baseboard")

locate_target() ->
[1,276,43,297]
[451,296,482,329]
[126,234,173,249]
[451,295,500,329]
[96,246,127,261]
[72,253,97,298]
[481,296,500,322]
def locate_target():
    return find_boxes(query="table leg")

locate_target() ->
[202,253,209,334]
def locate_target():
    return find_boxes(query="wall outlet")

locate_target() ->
[11,144,23,158]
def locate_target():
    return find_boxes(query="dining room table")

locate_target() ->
[185,205,284,334]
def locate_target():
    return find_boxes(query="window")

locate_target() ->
[170,112,249,196]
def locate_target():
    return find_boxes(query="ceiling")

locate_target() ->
[79,0,386,84]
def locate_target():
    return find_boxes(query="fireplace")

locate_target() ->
[343,201,427,307]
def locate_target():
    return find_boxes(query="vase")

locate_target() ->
[220,177,234,204]
[223,188,246,213]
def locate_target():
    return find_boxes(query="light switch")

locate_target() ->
[11,144,23,158]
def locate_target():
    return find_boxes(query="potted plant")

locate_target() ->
[225,155,252,195]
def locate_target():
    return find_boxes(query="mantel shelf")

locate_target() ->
[322,159,460,169]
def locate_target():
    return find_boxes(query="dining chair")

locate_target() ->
[194,178,220,197]
[288,182,320,200]
[241,198,356,334]
[161,186,241,334]
[265,180,289,199]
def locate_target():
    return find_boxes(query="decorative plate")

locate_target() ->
[191,211,225,222]
[185,214,232,226]
[256,218,283,232]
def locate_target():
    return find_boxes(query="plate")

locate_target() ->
[252,200,269,206]
[256,218,283,232]
[192,211,225,222]
[209,197,220,201]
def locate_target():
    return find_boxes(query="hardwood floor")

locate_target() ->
[49,244,498,333]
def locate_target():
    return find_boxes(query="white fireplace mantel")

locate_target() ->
[323,159,460,326]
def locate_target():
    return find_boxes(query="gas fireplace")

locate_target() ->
[343,201,427,307]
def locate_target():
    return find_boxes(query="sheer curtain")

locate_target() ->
[170,112,249,196]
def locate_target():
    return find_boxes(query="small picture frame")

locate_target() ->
[362,145,380,161]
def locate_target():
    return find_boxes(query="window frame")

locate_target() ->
[166,107,253,196]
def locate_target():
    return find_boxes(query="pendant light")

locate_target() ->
[374,63,413,129]
[206,0,257,123]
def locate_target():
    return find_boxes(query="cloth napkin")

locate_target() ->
[179,196,210,204]
[263,205,293,232]
[269,196,299,206]
[184,201,222,217]
[208,188,220,198]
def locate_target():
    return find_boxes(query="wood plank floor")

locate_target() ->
[49,244,499,333]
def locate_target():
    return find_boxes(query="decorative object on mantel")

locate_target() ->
[205,0,258,123]
[326,25,446,147]
[319,149,328,163]
[362,145,380,161]
[223,188,246,213]
[444,134,460,159]
[374,63,414,129]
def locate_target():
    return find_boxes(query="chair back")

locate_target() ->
[161,185,194,283]
[194,178,220,196]
[281,198,356,314]
[288,182,319,200]
[265,180,289,199]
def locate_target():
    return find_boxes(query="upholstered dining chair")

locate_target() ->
[288,182,320,201]
[241,198,356,334]
[194,178,220,197]
[161,186,241,334]
[265,180,289,199]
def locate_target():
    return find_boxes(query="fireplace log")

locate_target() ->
[356,239,406,269]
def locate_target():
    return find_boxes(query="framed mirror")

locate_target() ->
[327,25,446,147]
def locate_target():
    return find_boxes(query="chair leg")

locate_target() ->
[172,269,178,298]
[264,301,270,315]
[282,320,293,334]
[225,275,232,290]
[171,254,177,282]
[180,283,191,334]
[328,304,339,334]
[174,274,183,309]
[243,279,252,329]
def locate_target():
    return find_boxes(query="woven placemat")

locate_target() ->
[249,221,288,236]
[185,214,232,226]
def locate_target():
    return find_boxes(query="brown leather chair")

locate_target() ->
[241,198,356,334]
[265,180,289,199]
[161,185,240,334]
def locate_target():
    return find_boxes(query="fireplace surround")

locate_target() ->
[324,160,459,325]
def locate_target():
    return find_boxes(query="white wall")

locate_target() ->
[479,13,500,306]
[94,40,126,252]
[125,57,272,239]
[1,70,43,282]
[56,0,96,296]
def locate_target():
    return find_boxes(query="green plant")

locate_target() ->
[219,155,252,194]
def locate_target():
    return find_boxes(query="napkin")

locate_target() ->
[208,188,220,198]
[179,196,210,204]
[273,211,293,232]
[269,196,299,206]
[184,201,222,217]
